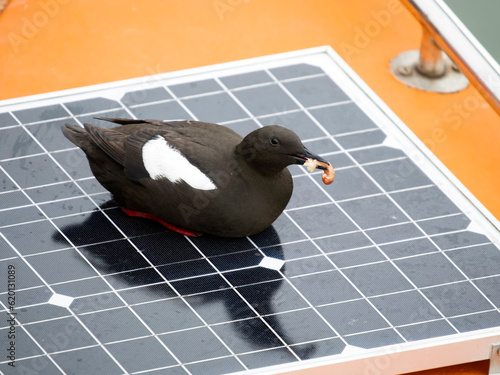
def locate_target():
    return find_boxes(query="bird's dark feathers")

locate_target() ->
[94,117,167,127]
[83,123,127,165]
[123,129,162,181]
[61,117,321,237]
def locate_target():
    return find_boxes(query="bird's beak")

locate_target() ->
[289,148,330,170]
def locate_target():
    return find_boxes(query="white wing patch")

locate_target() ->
[142,135,217,190]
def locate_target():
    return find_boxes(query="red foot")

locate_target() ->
[121,207,203,237]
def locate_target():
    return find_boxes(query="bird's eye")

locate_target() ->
[270,137,279,146]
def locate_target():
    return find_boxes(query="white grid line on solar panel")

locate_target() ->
[168,78,350,357]
[0,138,392,207]
[302,275,495,303]
[0,315,330,366]
[0,236,105,374]
[116,99,353,128]
[4,97,352,132]
[0,229,118,258]
[0,177,434,229]
[12,294,484,337]
[286,183,435,208]
[212,75,377,349]
[292,88,500,314]
[0,206,109,229]
[112,73,330,109]
[0,287,497,368]
[14,232,203,367]
[0,155,323,199]
[1,278,498,344]
[1,337,322,375]
[6,108,197,374]
[0,334,232,373]
[0,150,49,162]
[0,118,376,169]
[3,107,73,126]
[269,69,500,332]
[4,243,499,313]
[3,257,498,332]
[0,308,493,372]
[1,210,494,294]
[0,312,329,368]
[1,236,492,312]
[0,317,328,374]
[0,72,327,129]
[0,103,342,135]
[0,174,94,191]
[0,191,108,214]
[0,342,97,368]
[0,257,17,263]
[152,80,338,360]
[1,182,149,374]
[0,331,310,374]
[331,155,408,167]
[268,64,498,286]
[70,98,255,372]
[263,68,463,337]
[0,66,496,372]
[288,206,435,339]
[291,143,500,330]
[8,305,495,372]
[82,226,490,284]
[0,145,64,161]
[0,111,94,127]
[15,192,442,237]
[0,117,371,174]
[253,100,352,118]
[288,157,413,184]
[156,83,304,363]
[0,187,107,206]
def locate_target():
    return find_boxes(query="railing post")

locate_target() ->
[417,28,446,78]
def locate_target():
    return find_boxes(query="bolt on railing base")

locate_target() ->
[391,49,469,93]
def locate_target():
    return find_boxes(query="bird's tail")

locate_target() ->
[61,124,91,150]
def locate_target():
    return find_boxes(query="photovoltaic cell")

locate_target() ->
[0,51,499,375]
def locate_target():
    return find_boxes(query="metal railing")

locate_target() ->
[400,0,500,116]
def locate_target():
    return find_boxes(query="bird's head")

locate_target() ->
[236,125,329,175]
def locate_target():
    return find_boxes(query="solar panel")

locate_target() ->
[1,47,500,375]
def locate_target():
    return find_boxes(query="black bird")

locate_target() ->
[62,117,331,237]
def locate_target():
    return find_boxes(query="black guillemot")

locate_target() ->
[62,117,332,237]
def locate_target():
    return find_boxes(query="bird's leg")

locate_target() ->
[121,207,203,237]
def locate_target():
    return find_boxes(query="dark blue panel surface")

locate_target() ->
[1,62,499,375]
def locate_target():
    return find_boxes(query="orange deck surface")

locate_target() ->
[0,1,497,374]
